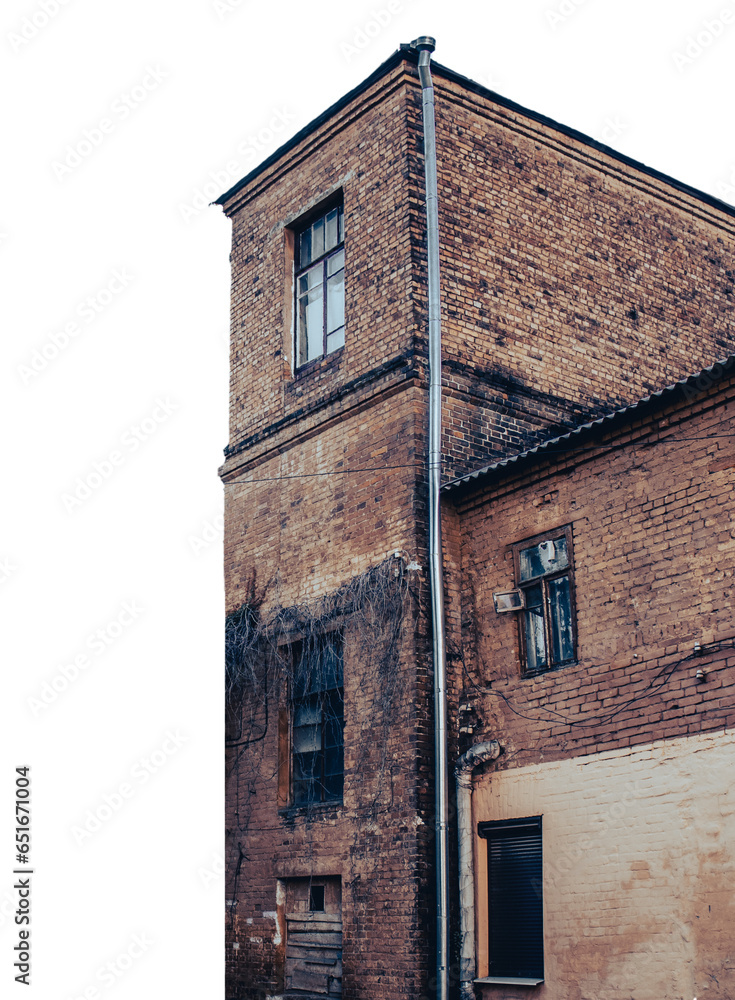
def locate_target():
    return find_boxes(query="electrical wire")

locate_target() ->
[482,639,735,731]
[221,435,735,485]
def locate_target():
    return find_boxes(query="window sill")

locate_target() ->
[521,660,577,679]
[475,977,544,987]
[278,800,342,820]
[293,346,344,381]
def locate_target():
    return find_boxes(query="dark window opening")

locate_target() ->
[291,633,344,805]
[479,817,543,981]
[513,526,576,674]
[309,885,325,912]
[295,202,345,368]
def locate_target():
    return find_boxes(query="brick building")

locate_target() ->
[217,42,735,1000]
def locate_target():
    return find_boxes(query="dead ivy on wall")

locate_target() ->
[225,553,423,926]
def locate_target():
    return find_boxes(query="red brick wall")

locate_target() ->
[449,374,735,771]
[223,61,420,467]
[426,70,735,478]
[223,390,436,1000]
[220,47,735,998]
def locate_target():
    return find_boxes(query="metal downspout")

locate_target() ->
[455,742,501,1000]
[411,35,448,1000]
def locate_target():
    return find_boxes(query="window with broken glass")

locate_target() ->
[291,634,344,805]
[295,203,345,368]
[513,527,576,674]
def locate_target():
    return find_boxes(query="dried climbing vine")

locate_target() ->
[224,553,423,925]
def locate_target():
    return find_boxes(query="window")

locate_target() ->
[479,817,543,983]
[295,203,345,368]
[513,526,576,673]
[309,885,325,912]
[291,633,344,805]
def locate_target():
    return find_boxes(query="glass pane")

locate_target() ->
[323,710,343,750]
[325,208,339,250]
[326,328,345,354]
[323,772,343,800]
[549,575,574,662]
[312,217,324,259]
[298,284,323,364]
[294,700,320,728]
[293,780,313,805]
[299,229,312,268]
[326,271,345,333]
[523,583,547,670]
[327,249,344,276]
[338,208,344,243]
[318,637,342,687]
[293,724,321,753]
[519,537,568,582]
[294,752,319,785]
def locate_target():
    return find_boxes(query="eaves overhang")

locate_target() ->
[214,45,735,219]
[442,354,735,494]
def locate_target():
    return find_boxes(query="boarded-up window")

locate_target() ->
[284,876,342,996]
[478,817,543,980]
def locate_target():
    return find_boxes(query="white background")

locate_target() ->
[1,0,732,997]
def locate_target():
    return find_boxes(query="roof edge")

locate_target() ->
[214,46,417,209]
[443,354,735,493]
[214,45,735,220]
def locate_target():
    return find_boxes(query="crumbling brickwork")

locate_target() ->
[218,44,735,1000]
[447,372,735,767]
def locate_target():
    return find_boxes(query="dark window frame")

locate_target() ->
[512,524,577,675]
[293,200,345,371]
[289,632,344,806]
[478,816,544,982]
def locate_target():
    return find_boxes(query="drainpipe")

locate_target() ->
[455,741,501,1000]
[410,35,448,1000]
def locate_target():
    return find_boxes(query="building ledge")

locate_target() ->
[475,977,544,986]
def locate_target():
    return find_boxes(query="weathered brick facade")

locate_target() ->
[218,44,735,1000]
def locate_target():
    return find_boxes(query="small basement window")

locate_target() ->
[309,885,325,912]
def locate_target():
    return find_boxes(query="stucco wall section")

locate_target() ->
[472,728,735,1000]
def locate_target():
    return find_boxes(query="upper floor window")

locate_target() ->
[291,633,344,805]
[295,203,345,368]
[513,526,576,674]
